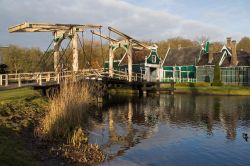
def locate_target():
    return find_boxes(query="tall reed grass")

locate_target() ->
[36,81,92,143]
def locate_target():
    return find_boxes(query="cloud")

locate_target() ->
[0,0,233,49]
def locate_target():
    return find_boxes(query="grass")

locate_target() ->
[0,126,38,166]
[35,82,105,164]
[173,83,250,95]
[0,87,40,103]
[0,88,48,166]
[0,83,104,165]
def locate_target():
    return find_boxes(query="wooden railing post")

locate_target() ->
[46,73,50,82]
[57,73,60,84]
[36,74,39,84]
[0,75,2,86]
[18,74,21,87]
[5,74,8,86]
[39,74,42,85]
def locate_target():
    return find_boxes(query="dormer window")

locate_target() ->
[152,55,156,63]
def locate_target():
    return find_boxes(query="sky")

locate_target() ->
[0,0,249,50]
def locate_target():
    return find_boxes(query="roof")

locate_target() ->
[146,49,161,64]
[223,50,250,66]
[163,47,201,66]
[163,45,250,67]
[197,50,250,67]
[197,52,223,66]
[119,49,151,65]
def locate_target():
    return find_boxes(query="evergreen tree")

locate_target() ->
[211,64,223,86]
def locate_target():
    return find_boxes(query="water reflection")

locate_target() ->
[87,94,250,165]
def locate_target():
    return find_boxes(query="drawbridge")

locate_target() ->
[1,22,175,94]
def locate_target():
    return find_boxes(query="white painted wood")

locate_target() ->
[18,74,21,87]
[0,75,2,86]
[127,42,133,82]
[109,47,114,77]
[5,74,8,86]
[72,30,78,72]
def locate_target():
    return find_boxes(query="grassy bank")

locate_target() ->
[0,87,41,102]
[0,88,48,166]
[0,85,104,165]
[173,83,250,95]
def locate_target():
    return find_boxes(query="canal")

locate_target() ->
[87,94,250,166]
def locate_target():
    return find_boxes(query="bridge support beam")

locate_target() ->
[53,31,63,73]
[109,47,114,77]
[72,29,78,72]
[127,42,133,82]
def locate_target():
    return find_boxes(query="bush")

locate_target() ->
[211,64,223,86]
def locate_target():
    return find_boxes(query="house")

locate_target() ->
[105,45,161,82]
[161,46,202,82]
[161,38,250,85]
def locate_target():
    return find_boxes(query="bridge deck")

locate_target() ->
[0,69,175,94]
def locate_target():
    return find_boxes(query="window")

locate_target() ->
[152,55,156,63]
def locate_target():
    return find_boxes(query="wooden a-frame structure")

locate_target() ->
[92,27,157,82]
[8,22,101,73]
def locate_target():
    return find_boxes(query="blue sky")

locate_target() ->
[0,0,249,49]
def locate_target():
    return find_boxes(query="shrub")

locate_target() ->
[211,64,223,86]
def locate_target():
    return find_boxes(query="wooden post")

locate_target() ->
[18,74,21,87]
[54,40,60,73]
[72,29,79,72]
[0,75,2,86]
[5,74,8,86]
[127,42,133,82]
[57,73,60,84]
[39,74,42,86]
[46,73,50,82]
[109,46,114,77]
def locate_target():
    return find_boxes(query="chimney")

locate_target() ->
[208,46,214,64]
[226,37,232,49]
[178,44,181,50]
[231,40,238,66]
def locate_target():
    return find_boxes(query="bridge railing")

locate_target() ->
[0,68,106,88]
[109,70,144,81]
[0,68,144,88]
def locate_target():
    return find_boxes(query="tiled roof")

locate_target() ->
[163,47,201,66]
[163,46,250,67]
[119,49,151,65]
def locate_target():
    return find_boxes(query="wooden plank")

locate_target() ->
[9,22,102,33]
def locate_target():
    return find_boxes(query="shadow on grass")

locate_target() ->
[0,125,38,166]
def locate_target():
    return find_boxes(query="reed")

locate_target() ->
[36,81,92,141]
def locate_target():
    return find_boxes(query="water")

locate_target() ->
[87,94,250,166]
